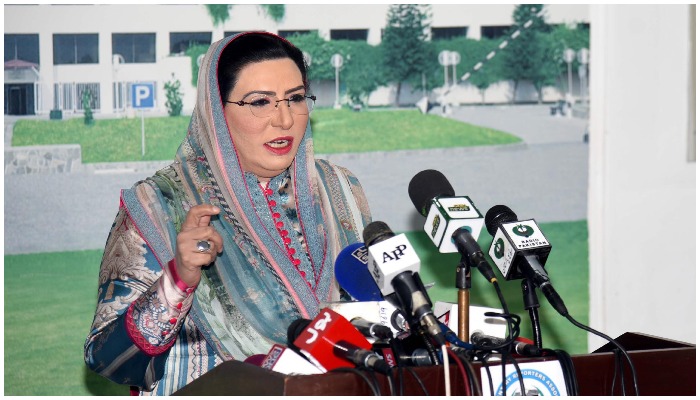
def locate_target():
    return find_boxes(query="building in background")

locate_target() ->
[4,4,589,117]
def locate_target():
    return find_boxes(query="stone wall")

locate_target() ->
[4,144,83,175]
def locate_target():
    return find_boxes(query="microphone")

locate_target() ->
[334,243,384,301]
[260,344,324,375]
[484,205,568,316]
[290,308,383,373]
[408,169,497,282]
[350,317,394,340]
[470,330,541,357]
[363,221,446,346]
[408,169,485,253]
[333,340,392,374]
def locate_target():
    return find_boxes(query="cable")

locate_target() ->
[491,280,511,317]
[331,367,380,396]
[503,352,526,396]
[447,348,470,396]
[528,307,543,349]
[385,370,396,396]
[611,348,620,396]
[440,322,476,350]
[404,366,429,395]
[458,352,482,396]
[441,344,451,396]
[565,314,639,396]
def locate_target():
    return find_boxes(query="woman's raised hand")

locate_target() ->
[175,204,223,287]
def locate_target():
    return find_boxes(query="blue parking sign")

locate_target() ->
[132,83,154,109]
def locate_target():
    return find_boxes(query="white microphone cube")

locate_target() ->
[366,233,420,296]
[489,219,551,280]
[423,196,484,253]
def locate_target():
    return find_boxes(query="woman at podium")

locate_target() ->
[84,32,371,395]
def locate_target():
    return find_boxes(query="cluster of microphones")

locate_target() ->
[246,169,570,377]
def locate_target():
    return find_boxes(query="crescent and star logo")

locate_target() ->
[494,238,505,259]
[512,224,535,237]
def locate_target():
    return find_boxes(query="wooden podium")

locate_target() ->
[173,332,695,396]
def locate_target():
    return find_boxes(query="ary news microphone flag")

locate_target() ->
[291,308,376,373]
[408,169,484,253]
[363,221,445,346]
[334,242,384,301]
[484,205,568,316]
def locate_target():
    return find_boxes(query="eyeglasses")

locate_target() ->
[226,94,316,118]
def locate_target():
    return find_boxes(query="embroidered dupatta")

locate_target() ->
[121,33,371,362]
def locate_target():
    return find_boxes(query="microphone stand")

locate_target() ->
[456,255,471,343]
[521,278,543,349]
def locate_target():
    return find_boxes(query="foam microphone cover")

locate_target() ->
[484,204,518,235]
[334,243,383,301]
[408,169,456,217]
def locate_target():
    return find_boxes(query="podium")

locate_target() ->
[173,333,695,396]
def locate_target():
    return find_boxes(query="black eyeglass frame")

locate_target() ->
[225,95,317,114]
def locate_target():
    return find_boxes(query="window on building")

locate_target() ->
[431,27,468,40]
[330,29,368,41]
[5,34,40,64]
[278,30,313,39]
[481,26,511,39]
[170,32,212,54]
[53,34,99,65]
[112,33,156,63]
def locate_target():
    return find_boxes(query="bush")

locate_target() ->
[81,89,94,126]
[164,75,183,117]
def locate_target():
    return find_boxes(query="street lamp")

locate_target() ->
[563,48,576,118]
[449,51,461,88]
[330,53,343,109]
[577,48,589,105]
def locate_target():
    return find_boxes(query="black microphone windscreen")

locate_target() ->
[362,221,394,247]
[287,318,312,347]
[484,204,518,236]
[407,169,455,217]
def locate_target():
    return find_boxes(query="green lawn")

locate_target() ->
[4,221,588,396]
[11,108,520,163]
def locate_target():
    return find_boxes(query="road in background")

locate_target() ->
[4,104,589,254]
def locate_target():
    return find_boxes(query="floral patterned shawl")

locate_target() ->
[121,32,371,361]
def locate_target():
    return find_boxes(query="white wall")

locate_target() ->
[588,5,696,350]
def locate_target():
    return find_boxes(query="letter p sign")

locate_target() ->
[132,83,154,109]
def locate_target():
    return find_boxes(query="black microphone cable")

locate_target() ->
[522,278,543,349]
[402,365,429,395]
[565,314,639,396]
[332,367,381,396]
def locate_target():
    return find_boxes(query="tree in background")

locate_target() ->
[205,4,231,26]
[288,33,385,106]
[501,4,555,103]
[342,42,385,106]
[205,4,285,26]
[382,4,434,106]
[82,89,94,126]
[549,23,590,94]
[164,74,184,117]
[431,37,505,104]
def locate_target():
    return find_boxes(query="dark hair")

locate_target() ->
[217,32,308,103]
